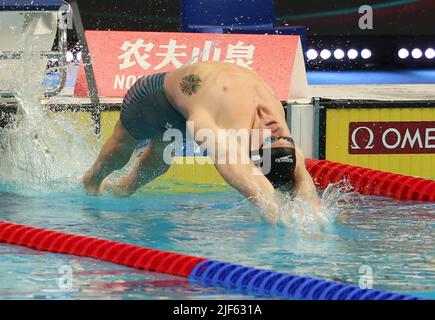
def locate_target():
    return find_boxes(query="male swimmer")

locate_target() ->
[83,61,320,224]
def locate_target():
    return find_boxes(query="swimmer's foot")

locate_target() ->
[83,171,105,196]
[104,176,136,197]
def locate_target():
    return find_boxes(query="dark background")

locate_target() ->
[72,0,435,36]
[276,0,435,36]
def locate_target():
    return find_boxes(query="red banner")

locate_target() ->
[74,31,304,101]
[349,121,435,154]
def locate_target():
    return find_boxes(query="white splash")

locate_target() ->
[254,180,362,234]
[0,29,101,193]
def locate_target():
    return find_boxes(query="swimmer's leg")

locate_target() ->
[105,138,170,197]
[83,120,137,195]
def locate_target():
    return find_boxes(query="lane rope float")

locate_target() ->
[0,221,420,300]
[305,159,435,202]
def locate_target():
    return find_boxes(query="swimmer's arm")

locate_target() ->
[294,147,320,207]
[215,161,280,225]
[188,111,279,224]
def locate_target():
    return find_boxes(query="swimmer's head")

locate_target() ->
[251,136,297,191]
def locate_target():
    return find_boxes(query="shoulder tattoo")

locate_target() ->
[180,74,201,96]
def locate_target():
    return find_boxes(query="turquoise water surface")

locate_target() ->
[0,184,434,300]
[1,25,433,300]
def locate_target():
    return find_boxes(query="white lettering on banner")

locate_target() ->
[114,75,142,90]
[350,126,375,150]
[223,41,256,69]
[117,38,257,72]
[401,129,423,149]
[154,39,188,70]
[382,128,401,149]
[191,40,216,63]
[213,47,222,61]
[118,39,154,70]
[426,128,435,148]
[349,122,435,154]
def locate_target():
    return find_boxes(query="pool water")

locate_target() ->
[1,30,433,300]
[0,184,434,300]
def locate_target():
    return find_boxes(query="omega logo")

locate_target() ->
[348,122,435,154]
[350,126,374,150]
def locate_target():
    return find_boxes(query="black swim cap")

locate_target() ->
[252,147,297,191]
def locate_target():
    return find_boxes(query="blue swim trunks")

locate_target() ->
[120,72,186,140]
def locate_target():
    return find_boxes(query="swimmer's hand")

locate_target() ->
[259,200,279,225]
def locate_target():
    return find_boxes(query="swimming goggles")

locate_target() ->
[262,136,295,146]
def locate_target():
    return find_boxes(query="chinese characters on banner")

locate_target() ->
[118,39,256,71]
[74,31,306,101]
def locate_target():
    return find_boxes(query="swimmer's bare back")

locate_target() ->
[163,61,291,137]
[84,61,319,224]
[161,62,307,224]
